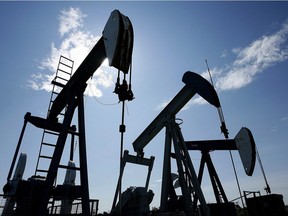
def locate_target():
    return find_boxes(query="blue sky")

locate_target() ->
[0,1,288,213]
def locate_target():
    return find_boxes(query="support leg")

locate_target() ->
[160,128,173,211]
[78,94,90,216]
[170,120,210,216]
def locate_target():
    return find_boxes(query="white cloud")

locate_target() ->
[156,20,288,110]
[220,49,228,58]
[216,20,288,91]
[86,68,114,97]
[58,7,86,36]
[28,7,114,97]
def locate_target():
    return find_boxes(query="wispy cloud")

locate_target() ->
[157,19,288,109]
[28,7,113,97]
[281,116,288,122]
[269,117,288,132]
[220,49,228,58]
[280,116,288,127]
[216,20,288,91]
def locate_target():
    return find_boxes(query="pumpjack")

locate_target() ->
[2,10,134,216]
[2,9,287,216]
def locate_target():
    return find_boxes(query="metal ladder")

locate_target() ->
[34,55,74,179]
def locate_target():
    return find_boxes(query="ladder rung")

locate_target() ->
[58,164,81,171]
[51,80,66,88]
[59,62,73,69]
[52,91,59,96]
[36,169,49,173]
[39,155,53,159]
[42,142,56,147]
[55,74,70,81]
[44,130,60,136]
[60,55,73,62]
[58,67,73,74]
[31,175,46,180]
[60,59,74,67]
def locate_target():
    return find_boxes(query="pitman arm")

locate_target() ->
[132,71,221,155]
